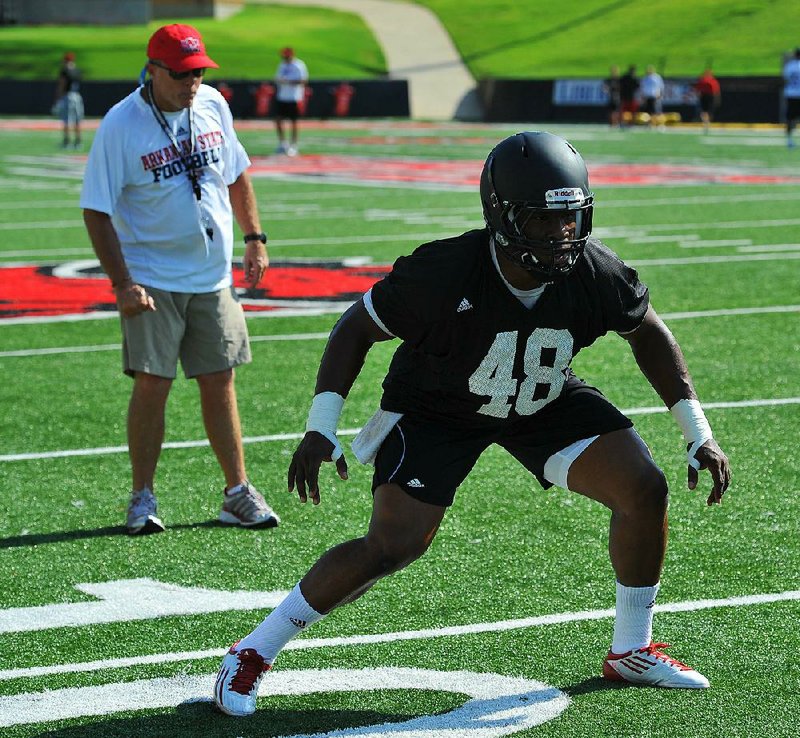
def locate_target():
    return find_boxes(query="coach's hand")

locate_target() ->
[114,281,156,317]
[288,430,349,505]
[243,240,269,289]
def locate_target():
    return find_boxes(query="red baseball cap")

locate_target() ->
[147,24,219,71]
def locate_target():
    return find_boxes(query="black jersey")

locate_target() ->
[367,229,649,428]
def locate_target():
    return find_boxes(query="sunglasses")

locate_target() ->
[149,60,206,80]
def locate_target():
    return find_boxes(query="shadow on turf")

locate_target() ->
[38,701,416,737]
[563,676,631,695]
[0,520,263,549]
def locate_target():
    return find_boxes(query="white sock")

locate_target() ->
[236,583,324,664]
[611,581,659,654]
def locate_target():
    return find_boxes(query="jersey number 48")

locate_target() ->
[468,328,573,418]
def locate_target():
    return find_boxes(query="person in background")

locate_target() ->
[604,65,622,128]
[274,47,308,156]
[619,65,639,126]
[54,52,84,149]
[693,69,721,133]
[80,24,280,536]
[216,81,235,108]
[782,48,800,148]
[640,65,665,128]
[213,131,730,718]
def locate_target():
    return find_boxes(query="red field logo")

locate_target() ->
[0,260,391,322]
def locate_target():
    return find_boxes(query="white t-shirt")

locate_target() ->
[80,84,250,293]
[275,58,308,102]
[640,72,664,98]
[783,58,800,99]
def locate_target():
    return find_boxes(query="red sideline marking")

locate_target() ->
[249,154,481,186]
[250,155,800,187]
[0,263,390,320]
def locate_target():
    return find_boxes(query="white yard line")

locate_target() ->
[2,305,797,358]
[2,190,791,217]
[1,588,797,682]
[1,398,797,463]
[626,252,800,266]
[0,332,330,358]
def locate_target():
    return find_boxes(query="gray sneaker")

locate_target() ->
[127,487,166,535]
[219,482,280,528]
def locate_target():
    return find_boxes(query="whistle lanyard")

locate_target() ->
[145,80,201,202]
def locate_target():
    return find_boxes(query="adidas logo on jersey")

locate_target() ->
[457,298,473,313]
[177,126,188,135]
[289,617,307,628]
[406,478,425,488]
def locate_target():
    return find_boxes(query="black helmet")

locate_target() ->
[480,131,594,281]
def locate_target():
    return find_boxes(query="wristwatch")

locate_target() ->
[243,232,267,244]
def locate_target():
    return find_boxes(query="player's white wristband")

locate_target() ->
[670,398,713,470]
[305,391,345,461]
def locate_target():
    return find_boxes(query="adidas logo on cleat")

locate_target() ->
[457,298,473,313]
[407,478,425,488]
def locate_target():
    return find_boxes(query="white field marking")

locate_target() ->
[0,428,360,462]
[638,234,700,243]
[595,217,800,237]
[0,178,81,191]
[0,219,83,230]
[0,199,76,209]
[738,243,800,253]
[0,342,122,358]
[0,332,330,358]
[0,188,794,227]
[679,239,752,248]
[600,190,800,208]
[0,212,796,243]
[1,214,797,240]
[0,305,350,325]
[5,167,85,181]
[662,304,800,319]
[0,667,570,734]
[0,579,289,635]
[7,239,800,263]
[618,397,800,415]
[1,398,798,463]
[250,190,800,217]
[701,137,791,147]
[627,252,800,266]
[0,248,93,258]
[264,188,397,200]
[3,304,798,359]
[2,589,798,683]
[1,246,800,324]
[256,172,478,192]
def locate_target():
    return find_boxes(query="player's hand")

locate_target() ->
[687,438,730,506]
[243,241,269,288]
[288,430,349,506]
[115,282,155,317]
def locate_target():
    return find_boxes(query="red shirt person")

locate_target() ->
[693,69,721,131]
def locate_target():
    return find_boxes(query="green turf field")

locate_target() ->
[0,120,799,736]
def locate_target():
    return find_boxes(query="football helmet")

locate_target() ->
[480,131,594,281]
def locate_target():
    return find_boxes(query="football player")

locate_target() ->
[215,131,731,715]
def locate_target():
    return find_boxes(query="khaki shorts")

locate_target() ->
[121,285,251,379]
